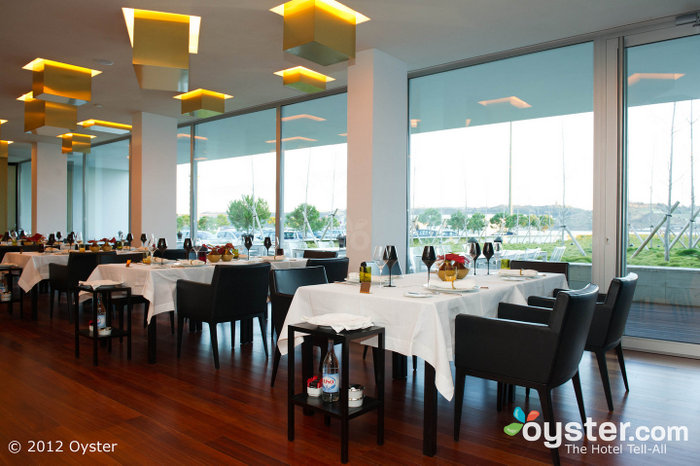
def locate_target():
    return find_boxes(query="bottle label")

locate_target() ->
[97,314,106,329]
[322,373,339,393]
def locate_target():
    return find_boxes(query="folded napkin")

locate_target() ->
[174,259,205,267]
[499,269,538,277]
[78,279,122,289]
[430,278,477,290]
[304,313,373,333]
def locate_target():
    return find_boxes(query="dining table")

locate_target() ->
[86,257,308,363]
[277,270,568,456]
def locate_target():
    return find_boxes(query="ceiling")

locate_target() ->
[3,0,700,162]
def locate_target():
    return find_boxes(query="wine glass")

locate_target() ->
[482,242,494,275]
[48,233,56,246]
[126,232,133,248]
[183,238,192,259]
[422,246,437,287]
[56,231,62,242]
[67,232,75,250]
[140,233,147,247]
[264,236,272,256]
[384,245,398,287]
[468,242,481,275]
[193,239,202,262]
[157,238,167,262]
[372,246,386,286]
[76,232,83,251]
[244,234,253,260]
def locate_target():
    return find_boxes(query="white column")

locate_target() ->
[346,49,408,273]
[130,112,178,246]
[32,142,66,234]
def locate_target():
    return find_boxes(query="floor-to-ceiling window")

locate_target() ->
[176,126,192,247]
[194,110,276,249]
[281,93,347,254]
[66,152,83,235]
[17,160,31,233]
[624,32,700,345]
[408,43,594,281]
[84,139,130,240]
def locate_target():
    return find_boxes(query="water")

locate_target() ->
[322,341,339,403]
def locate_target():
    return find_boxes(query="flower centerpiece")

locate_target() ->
[307,375,322,397]
[207,244,221,263]
[437,253,470,280]
[88,240,101,252]
[24,233,45,246]
[221,244,234,262]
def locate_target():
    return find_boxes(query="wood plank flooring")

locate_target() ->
[1,293,699,465]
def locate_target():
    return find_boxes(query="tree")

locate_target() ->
[418,208,442,227]
[198,216,215,231]
[466,212,486,232]
[215,214,230,229]
[226,195,271,232]
[177,214,190,231]
[490,212,507,230]
[505,214,519,229]
[539,214,554,231]
[286,203,324,236]
[447,211,467,234]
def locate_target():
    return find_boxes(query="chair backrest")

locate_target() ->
[269,266,328,335]
[305,257,349,282]
[548,284,599,386]
[510,260,569,281]
[303,249,337,258]
[98,252,143,264]
[210,262,271,322]
[549,246,566,262]
[66,252,100,282]
[154,248,190,260]
[599,272,638,346]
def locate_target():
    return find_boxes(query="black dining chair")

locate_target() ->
[509,260,569,281]
[176,262,271,369]
[302,250,337,259]
[527,273,638,411]
[48,252,100,322]
[305,257,349,283]
[154,248,191,260]
[269,266,328,386]
[453,284,598,465]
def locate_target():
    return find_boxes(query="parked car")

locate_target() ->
[216,230,240,243]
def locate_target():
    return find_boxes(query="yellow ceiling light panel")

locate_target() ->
[174,89,233,118]
[274,66,335,93]
[123,8,200,91]
[22,94,77,136]
[0,119,6,139]
[57,132,95,154]
[23,58,101,106]
[478,96,532,109]
[78,119,132,135]
[271,0,369,66]
[0,140,13,159]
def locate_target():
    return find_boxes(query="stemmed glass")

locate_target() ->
[76,232,83,250]
[422,246,437,287]
[244,234,253,260]
[56,231,62,243]
[263,236,272,256]
[157,238,167,262]
[193,240,202,262]
[67,232,75,250]
[372,246,386,286]
[47,233,56,246]
[468,242,481,275]
[140,233,148,248]
[183,238,192,260]
[126,233,133,248]
[383,245,398,287]
[482,242,494,275]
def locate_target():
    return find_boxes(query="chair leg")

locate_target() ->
[525,387,530,400]
[454,367,466,441]
[572,371,586,423]
[169,311,175,335]
[258,315,269,357]
[595,350,614,411]
[412,355,418,371]
[537,388,560,466]
[271,348,281,387]
[362,345,368,360]
[176,314,184,358]
[496,382,503,412]
[615,344,630,392]
[210,323,220,369]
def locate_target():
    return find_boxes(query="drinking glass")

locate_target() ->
[193,241,202,262]
[372,246,386,286]
[183,238,192,259]
[56,231,62,242]
[468,242,481,275]
[48,233,56,246]
[157,238,167,261]
[67,232,74,250]
[140,233,148,247]
[422,246,437,287]
[482,242,494,275]
[263,236,272,256]
[384,245,398,287]
[126,232,133,248]
[244,234,253,260]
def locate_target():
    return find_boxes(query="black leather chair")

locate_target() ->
[302,250,337,258]
[509,260,569,281]
[454,284,599,465]
[97,252,143,264]
[48,252,100,321]
[305,257,349,283]
[154,248,192,260]
[528,273,638,411]
[176,262,271,369]
[269,266,328,386]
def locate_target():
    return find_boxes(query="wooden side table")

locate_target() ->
[287,322,385,463]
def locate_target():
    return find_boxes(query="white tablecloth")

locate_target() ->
[87,258,307,322]
[277,272,567,401]
[1,252,69,292]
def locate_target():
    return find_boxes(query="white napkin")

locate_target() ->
[78,280,122,289]
[430,278,477,290]
[304,313,373,333]
[499,269,538,277]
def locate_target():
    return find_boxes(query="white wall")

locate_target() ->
[32,142,66,234]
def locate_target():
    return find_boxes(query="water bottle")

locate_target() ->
[322,340,340,403]
[96,295,107,330]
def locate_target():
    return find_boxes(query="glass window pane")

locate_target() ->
[66,153,83,235]
[625,34,700,344]
[176,126,191,247]
[85,139,130,240]
[194,109,276,251]
[408,43,593,274]
[17,161,31,233]
[282,93,347,256]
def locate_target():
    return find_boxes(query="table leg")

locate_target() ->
[148,314,157,364]
[392,352,407,379]
[288,327,295,442]
[423,361,437,456]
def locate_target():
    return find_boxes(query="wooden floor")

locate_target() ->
[1,294,699,465]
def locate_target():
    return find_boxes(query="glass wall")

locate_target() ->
[66,152,84,235]
[194,109,276,249]
[176,126,191,247]
[17,160,31,232]
[408,43,594,273]
[282,93,347,254]
[84,139,130,240]
[624,34,700,344]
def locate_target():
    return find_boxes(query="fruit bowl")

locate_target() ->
[208,254,221,263]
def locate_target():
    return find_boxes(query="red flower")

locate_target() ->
[307,375,322,388]
[109,237,117,243]
[439,253,466,264]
